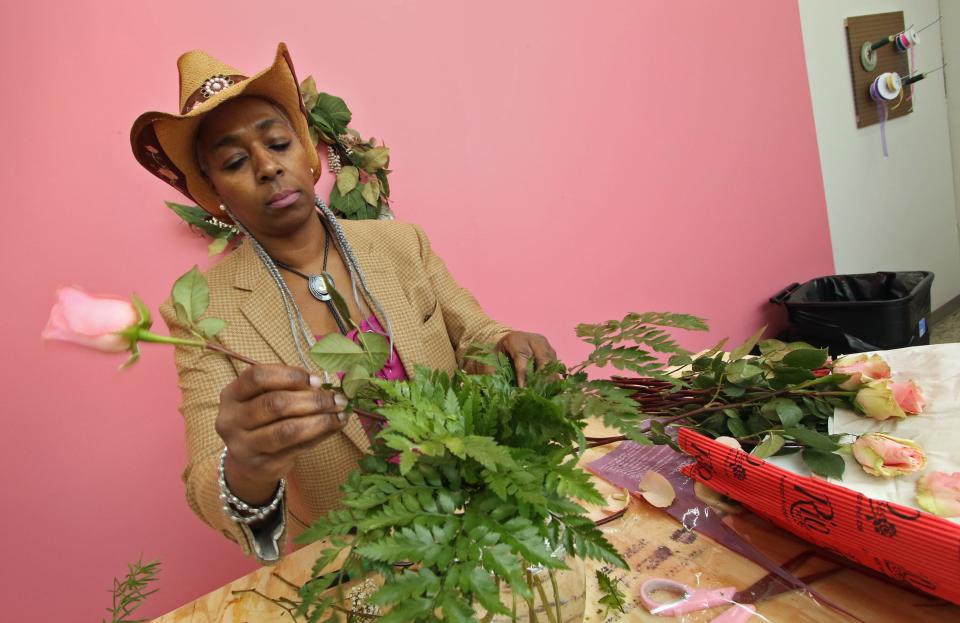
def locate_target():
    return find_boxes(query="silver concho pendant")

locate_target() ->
[308,275,332,302]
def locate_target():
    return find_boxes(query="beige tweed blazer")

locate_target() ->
[159,219,511,562]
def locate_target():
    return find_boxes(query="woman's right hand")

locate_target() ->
[215,364,348,506]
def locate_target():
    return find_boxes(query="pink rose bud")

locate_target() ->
[917,472,960,518]
[890,379,925,415]
[42,287,139,353]
[851,433,926,478]
[854,379,906,421]
[833,354,891,390]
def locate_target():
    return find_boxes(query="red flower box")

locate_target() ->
[677,428,960,605]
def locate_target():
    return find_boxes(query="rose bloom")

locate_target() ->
[851,433,926,478]
[42,287,138,353]
[917,472,960,518]
[890,379,925,415]
[854,379,906,421]
[833,354,891,390]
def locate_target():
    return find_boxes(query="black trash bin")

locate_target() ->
[770,271,934,356]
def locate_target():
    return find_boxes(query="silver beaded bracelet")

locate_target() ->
[218,447,285,525]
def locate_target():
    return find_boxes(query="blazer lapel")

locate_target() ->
[232,241,372,454]
[347,227,428,378]
[234,242,304,368]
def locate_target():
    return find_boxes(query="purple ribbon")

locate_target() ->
[870,79,889,157]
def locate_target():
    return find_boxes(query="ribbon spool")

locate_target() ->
[893,29,919,100]
[869,72,902,157]
[860,29,918,71]
[893,29,919,52]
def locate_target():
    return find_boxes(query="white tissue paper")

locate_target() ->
[767,344,960,524]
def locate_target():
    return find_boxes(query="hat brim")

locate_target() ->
[130,42,321,217]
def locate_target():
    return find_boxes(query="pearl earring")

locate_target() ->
[310,167,315,175]
[219,203,227,211]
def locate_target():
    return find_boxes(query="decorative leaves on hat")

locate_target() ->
[166,81,395,254]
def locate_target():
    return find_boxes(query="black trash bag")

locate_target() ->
[770,271,934,356]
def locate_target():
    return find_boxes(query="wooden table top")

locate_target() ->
[153,422,959,622]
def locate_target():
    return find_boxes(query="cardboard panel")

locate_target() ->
[845,11,913,128]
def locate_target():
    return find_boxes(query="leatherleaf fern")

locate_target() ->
[294,348,661,621]
[262,299,877,619]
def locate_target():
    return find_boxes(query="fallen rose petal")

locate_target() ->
[714,436,743,450]
[637,470,676,508]
[917,472,960,517]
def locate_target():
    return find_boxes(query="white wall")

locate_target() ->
[798,0,960,310]
[941,0,960,270]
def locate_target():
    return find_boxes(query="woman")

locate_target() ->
[130,43,557,563]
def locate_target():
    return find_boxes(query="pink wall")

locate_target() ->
[0,1,833,619]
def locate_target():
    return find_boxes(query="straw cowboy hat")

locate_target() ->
[130,42,321,216]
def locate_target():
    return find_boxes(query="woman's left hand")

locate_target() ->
[494,331,558,387]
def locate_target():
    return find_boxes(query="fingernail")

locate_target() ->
[334,393,348,408]
[309,374,323,388]
[337,411,348,423]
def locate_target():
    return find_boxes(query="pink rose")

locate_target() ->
[851,433,926,477]
[917,472,960,518]
[890,379,925,415]
[42,287,138,353]
[854,379,906,421]
[833,354,891,390]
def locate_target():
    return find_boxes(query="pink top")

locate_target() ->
[315,315,408,381]
[318,315,407,446]
[346,315,408,381]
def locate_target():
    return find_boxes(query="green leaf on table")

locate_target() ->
[726,415,748,438]
[752,433,785,459]
[596,569,627,614]
[759,339,817,362]
[729,325,767,361]
[782,348,829,370]
[195,317,225,339]
[801,448,845,479]
[357,330,390,372]
[723,384,746,398]
[342,364,371,398]
[309,333,367,372]
[726,360,763,384]
[785,426,840,452]
[770,366,816,386]
[171,265,208,324]
[668,353,692,367]
[773,398,803,428]
[336,165,359,195]
[758,339,786,356]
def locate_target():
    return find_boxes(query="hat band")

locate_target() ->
[181,73,249,114]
